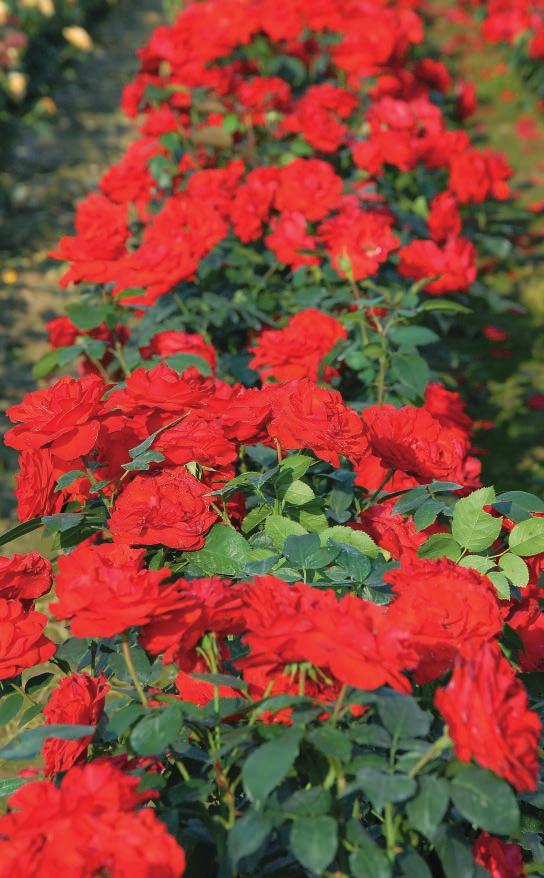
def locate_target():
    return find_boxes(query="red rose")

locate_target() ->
[249,309,347,383]
[42,673,109,776]
[356,504,426,562]
[141,576,245,666]
[265,211,319,269]
[363,403,465,482]
[140,330,217,370]
[108,467,217,550]
[435,643,541,792]
[0,761,186,877]
[230,166,279,243]
[386,558,503,682]
[318,207,399,280]
[0,599,55,680]
[5,375,105,461]
[427,192,462,242]
[0,552,52,603]
[238,576,416,696]
[397,236,477,295]
[50,541,182,637]
[274,158,343,221]
[14,449,66,522]
[268,379,370,468]
[473,833,524,878]
[449,148,512,204]
[507,598,544,672]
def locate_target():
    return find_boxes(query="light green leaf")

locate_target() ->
[498,553,529,587]
[452,487,502,552]
[192,525,251,575]
[265,515,308,550]
[508,517,544,557]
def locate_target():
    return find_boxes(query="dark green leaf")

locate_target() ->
[0,517,42,548]
[405,776,449,839]
[0,692,23,725]
[0,777,31,799]
[1,724,95,760]
[193,525,251,575]
[357,767,417,811]
[377,693,431,739]
[228,810,273,869]
[290,816,338,875]
[450,764,519,835]
[242,728,302,806]
[350,842,391,878]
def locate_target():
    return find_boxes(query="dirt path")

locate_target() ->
[0,0,164,522]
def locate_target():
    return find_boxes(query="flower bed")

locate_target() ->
[0,1,544,876]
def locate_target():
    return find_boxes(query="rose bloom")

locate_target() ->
[238,576,416,696]
[386,558,503,683]
[50,541,181,637]
[14,448,66,522]
[140,330,217,370]
[249,309,347,383]
[0,599,55,679]
[42,673,109,776]
[397,236,477,295]
[473,833,524,878]
[274,158,343,221]
[0,761,186,878]
[268,379,370,468]
[356,503,426,563]
[362,403,465,482]
[5,374,105,461]
[108,466,217,550]
[0,552,52,602]
[435,643,541,793]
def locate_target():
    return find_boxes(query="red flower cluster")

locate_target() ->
[0,761,186,877]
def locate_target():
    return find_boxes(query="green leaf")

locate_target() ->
[279,454,315,480]
[307,727,352,762]
[0,777,32,799]
[419,299,472,314]
[165,353,212,376]
[508,518,544,557]
[419,533,461,560]
[32,349,59,379]
[350,842,392,878]
[192,525,251,575]
[122,450,165,472]
[264,515,308,550]
[331,541,371,580]
[494,491,544,522]
[405,776,449,839]
[389,326,439,347]
[242,728,302,806]
[435,827,478,878]
[67,301,110,330]
[43,513,84,533]
[1,724,96,760]
[0,692,23,724]
[391,352,430,397]
[55,470,86,491]
[413,497,442,531]
[228,810,273,870]
[488,571,510,600]
[290,816,338,875]
[318,526,380,558]
[0,517,42,548]
[130,706,183,757]
[450,764,519,835]
[356,767,417,811]
[283,480,315,506]
[377,693,431,739]
[399,851,433,878]
[452,487,502,552]
[498,553,529,587]
[283,533,338,570]
[458,555,495,573]
[282,787,331,817]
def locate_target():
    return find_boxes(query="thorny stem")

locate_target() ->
[121,632,148,707]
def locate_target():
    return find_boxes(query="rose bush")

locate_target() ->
[1,1,544,876]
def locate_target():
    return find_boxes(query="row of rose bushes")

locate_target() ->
[1,0,544,876]
[454,0,544,99]
[0,0,116,120]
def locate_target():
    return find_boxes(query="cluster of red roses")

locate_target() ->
[47,0,516,307]
[1,1,543,876]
